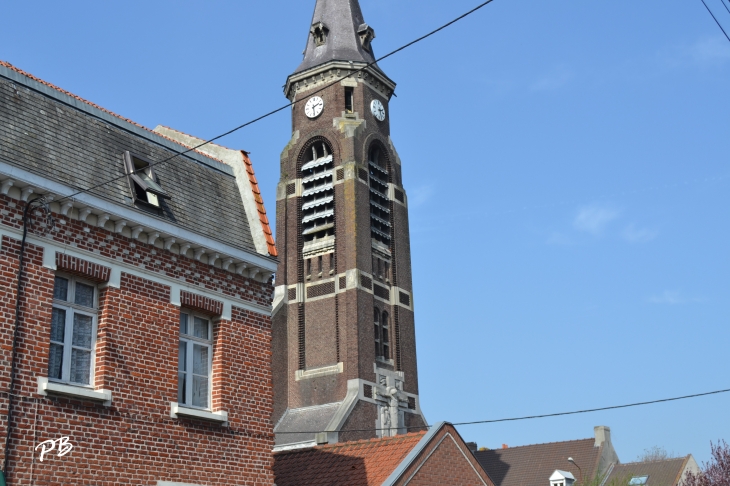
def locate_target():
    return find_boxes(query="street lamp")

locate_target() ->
[568,457,583,484]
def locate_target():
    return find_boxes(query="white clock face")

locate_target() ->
[371,100,386,121]
[305,96,324,119]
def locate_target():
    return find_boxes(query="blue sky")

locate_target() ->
[3,0,729,465]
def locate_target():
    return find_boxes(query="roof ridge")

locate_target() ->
[0,60,226,166]
[616,456,689,466]
[478,437,595,451]
[272,430,427,456]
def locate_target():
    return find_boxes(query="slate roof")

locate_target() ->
[604,457,692,486]
[474,438,603,486]
[273,431,427,486]
[274,402,342,446]
[295,0,380,74]
[0,60,266,257]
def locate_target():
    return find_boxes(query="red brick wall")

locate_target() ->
[393,426,494,486]
[0,196,275,485]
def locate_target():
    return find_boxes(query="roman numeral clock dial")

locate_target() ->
[371,99,386,121]
[305,96,324,119]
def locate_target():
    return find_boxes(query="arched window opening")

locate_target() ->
[301,141,335,243]
[368,146,391,245]
[374,308,390,360]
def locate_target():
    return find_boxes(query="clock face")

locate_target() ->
[305,96,324,119]
[371,99,386,121]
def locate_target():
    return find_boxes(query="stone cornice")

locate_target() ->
[284,61,396,101]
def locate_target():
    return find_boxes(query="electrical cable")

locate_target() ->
[718,0,730,17]
[699,0,730,43]
[274,387,730,435]
[54,0,497,205]
[2,197,54,481]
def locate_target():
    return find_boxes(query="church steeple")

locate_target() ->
[273,0,425,449]
[296,0,379,74]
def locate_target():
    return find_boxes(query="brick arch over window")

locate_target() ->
[295,136,338,370]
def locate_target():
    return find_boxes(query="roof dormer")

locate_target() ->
[550,470,576,486]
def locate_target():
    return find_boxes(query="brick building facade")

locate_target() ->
[272,0,428,449]
[0,60,278,485]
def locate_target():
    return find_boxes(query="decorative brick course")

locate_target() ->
[56,252,111,282]
[360,275,372,290]
[373,283,390,300]
[180,289,224,316]
[399,291,411,306]
[306,281,335,299]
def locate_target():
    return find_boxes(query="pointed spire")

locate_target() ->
[295,0,379,74]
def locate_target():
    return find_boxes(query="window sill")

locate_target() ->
[170,402,228,425]
[37,377,112,406]
[376,357,394,366]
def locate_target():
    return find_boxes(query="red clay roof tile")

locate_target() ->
[241,151,277,257]
[273,431,427,486]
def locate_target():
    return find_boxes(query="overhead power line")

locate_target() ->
[699,0,730,43]
[275,387,730,435]
[56,0,497,204]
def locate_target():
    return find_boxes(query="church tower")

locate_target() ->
[272,0,427,447]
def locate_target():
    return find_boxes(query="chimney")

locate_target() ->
[466,442,478,452]
[594,426,611,448]
[502,444,509,449]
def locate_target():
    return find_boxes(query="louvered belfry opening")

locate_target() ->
[368,147,391,245]
[301,141,335,242]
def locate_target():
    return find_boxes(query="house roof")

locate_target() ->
[294,0,381,74]
[152,126,277,258]
[474,438,603,486]
[274,422,494,486]
[0,60,270,259]
[0,60,225,165]
[273,430,428,486]
[604,457,692,486]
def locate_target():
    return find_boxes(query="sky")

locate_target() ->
[2,0,729,466]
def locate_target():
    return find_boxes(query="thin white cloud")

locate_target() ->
[408,185,434,208]
[659,36,730,68]
[648,291,706,305]
[573,205,620,235]
[531,66,573,91]
[622,224,658,243]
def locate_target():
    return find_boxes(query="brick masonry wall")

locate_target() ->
[275,72,423,439]
[0,197,275,484]
[0,195,271,307]
[394,425,494,486]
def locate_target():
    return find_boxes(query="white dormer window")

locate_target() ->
[124,151,169,208]
[550,470,575,486]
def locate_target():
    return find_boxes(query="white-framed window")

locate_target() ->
[49,275,98,386]
[178,311,213,410]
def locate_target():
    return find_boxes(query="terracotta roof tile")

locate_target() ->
[241,151,277,257]
[0,60,226,165]
[474,438,602,486]
[273,431,427,486]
